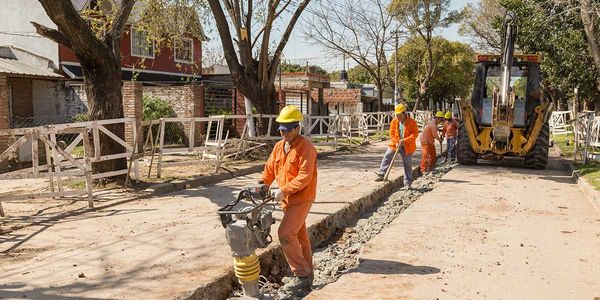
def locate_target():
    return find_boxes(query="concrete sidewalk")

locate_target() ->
[306,164,600,299]
[0,140,437,300]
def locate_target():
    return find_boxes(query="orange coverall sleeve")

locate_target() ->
[389,119,400,144]
[261,147,277,185]
[403,120,419,145]
[431,124,441,141]
[280,146,317,196]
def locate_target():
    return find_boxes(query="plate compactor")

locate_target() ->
[218,185,276,298]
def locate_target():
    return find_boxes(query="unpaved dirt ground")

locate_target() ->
[259,162,455,299]
[0,141,426,300]
[305,155,600,299]
[0,144,278,234]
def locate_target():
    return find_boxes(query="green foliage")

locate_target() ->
[72,113,88,123]
[577,161,600,191]
[347,66,373,84]
[142,96,183,145]
[329,70,341,82]
[395,37,474,106]
[553,133,574,157]
[280,62,327,75]
[206,107,233,116]
[464,0,600,108]
[143,95,177,120]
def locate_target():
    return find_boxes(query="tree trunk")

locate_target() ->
[81,59,127,174]
[581,0,600,76]
[376,82,384,112]
[34,0,134,179]
[247,84,278,135]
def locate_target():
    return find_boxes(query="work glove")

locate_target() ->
[272,189,284,203]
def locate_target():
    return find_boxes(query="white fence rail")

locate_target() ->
[0,111,432,216]
[550,111,573,136]
[0,118,139,216]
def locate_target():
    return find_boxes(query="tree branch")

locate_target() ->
[207,0,242,75]
[104,0,136,42]
[31,21,72,49]
[269,0,311,77]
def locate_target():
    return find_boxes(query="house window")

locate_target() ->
[174,38,194,63]
[131,29,154,58]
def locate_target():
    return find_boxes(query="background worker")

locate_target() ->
[420,111,444,173]
[442,111,459,162]
[259,105,318,294]
[375,104,419,187]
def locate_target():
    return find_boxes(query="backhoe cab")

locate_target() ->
[458,17,552,169]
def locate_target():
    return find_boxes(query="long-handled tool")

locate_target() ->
[383,147,400,181]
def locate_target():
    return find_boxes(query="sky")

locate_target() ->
[203,0,478,72]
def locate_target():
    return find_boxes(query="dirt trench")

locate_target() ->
[233,162,455,299]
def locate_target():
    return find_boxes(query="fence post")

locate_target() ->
[81,128,94,208]
[157,119,165,178]
[584,113,593,164]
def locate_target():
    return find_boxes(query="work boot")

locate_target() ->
[374,173,385,181]
[282,276,312,293]
[282,273,313,285]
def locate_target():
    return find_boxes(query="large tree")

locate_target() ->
[32,0,136,174]
[389,0,465,111]
[580,0,600,98]
[206,0,311,120]
[465,0,600,111]
[303,0,397,111]
[459,0,504,52]
[395,37,474,109]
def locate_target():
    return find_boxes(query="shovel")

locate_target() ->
[384,146,400,181]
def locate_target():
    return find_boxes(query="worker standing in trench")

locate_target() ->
[374,103,419,186]
[259,105,318,294]
[421,111,444,173]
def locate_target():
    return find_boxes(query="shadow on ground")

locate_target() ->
[353,258,441,275]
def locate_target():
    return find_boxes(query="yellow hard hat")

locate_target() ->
[394,104,407,114]
[435,111,445,118]
[276,105,304,123]
[444,111,452,119]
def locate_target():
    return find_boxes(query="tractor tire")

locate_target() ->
[457,121,478,165]
[524,121,549,169]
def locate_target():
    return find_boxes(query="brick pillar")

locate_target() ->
[122,81,143,146]
[232,89,246,137]
[191,84,205,141]
[0,75,9,154]
[277,90,286,109]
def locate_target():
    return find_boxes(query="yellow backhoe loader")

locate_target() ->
[458,16,553,169]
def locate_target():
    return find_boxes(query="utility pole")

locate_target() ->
[391,30,402,106]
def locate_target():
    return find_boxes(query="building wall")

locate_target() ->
[0,0,60,68]
[144,85,199,118]
[8,77,33,119]
[32,80,88,121]
[59,29,202,76]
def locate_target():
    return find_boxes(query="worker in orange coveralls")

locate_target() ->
[420,111,444,173]
[259,105,317,294]
[375,103,419,187]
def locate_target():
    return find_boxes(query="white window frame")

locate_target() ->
[174,37,194,64]
[130,28,155,59]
